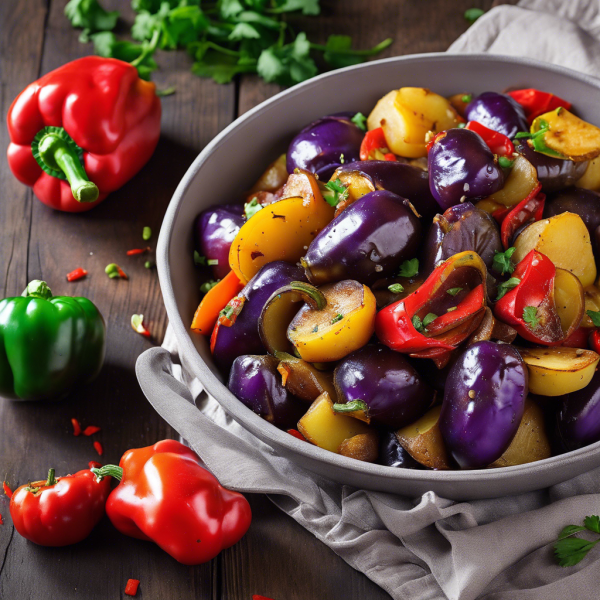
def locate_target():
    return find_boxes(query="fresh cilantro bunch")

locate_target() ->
[65,0,393,85]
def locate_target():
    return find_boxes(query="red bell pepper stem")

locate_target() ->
[35,129,99,202]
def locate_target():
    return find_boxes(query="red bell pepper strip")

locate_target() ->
[494,250,574,345]
[71,417,82,436]
[507,89,572,124]
[9,467,111,546]
[500,192,545,249]
[125,579,140,597]
[359,128,397,161]
[91,440,252,565]
[93,441,104,456]
[3,481,13,498]
[83,425,101,436]
[66,267,87,282]
[7,57,161,213]
[375,251,488,356]
[590,330,600,354]
[126,247,151,256]
[465,121,515,157]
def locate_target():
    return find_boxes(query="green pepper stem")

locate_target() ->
[333,400,369,414]
[289,281,327,310]
[91,465,123,482]
[22,280,53,300]
[37,132,99,202]
[46,468,57,486]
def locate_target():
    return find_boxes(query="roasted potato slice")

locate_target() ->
[576,157,600,191]
[276,352,337,403]
[487,155,539,208]
[338,431,379,463]
[395,406,450,470]
[516,346,600,396]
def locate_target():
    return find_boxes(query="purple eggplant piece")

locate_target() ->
[334,345,434,429]
[557,369,600,451]
[514,139,588,193]
[428,128,506,211]
[212,261,306,373]
[287,114,364,180]
[379,431,424,469]
[228,355,305,429]
[421,202,502,277]
[303,190,421,285]
[465,91,528,139]
[335,160,439,222]
[194,204,245,280]
[439,341,528,469]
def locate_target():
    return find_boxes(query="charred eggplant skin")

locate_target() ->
[303,190,421,286]
[228,355,305,429]
[334,345,434,429]
[439,341,528,469]
[465,91,528,139]
[428,128,506,210]
[212,261,306,373]
[286,113,364,181]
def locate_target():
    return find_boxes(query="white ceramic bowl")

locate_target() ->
[151,53,600,499]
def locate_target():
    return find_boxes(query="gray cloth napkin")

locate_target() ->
[146,3,600,598]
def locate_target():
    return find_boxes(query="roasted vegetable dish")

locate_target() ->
[191,86,600,471]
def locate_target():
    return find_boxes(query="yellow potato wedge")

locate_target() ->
[229,170,334,283]
[582,286,600,328]
[576,157,600,191]
[553,268,585,339]
[487,155,539,208]
[395,406,450,470]
[489,398,551,468]
[298,392,372,453]
[516,346,600,396]
[513,212,597,288]
[338,431,379,463]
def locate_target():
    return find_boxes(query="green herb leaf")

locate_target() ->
[498,156,515,169]
[492,247,516,276]
[398,258,419,278]
[323,179,349,207]
[496,277,521,300]
[156,86,176,96]
[92,31,158,80]
[320,35,393,70]
[200,280,220,294]
[193,251,207,267]
[585,515,600,534]
[351,112,367,131]
[447,306,457,312]
[388,283,404,294]
[558,525,588,540]
[461,94,472,103]
[523,306,540,329]
[412,315,424,332]
[554,537,599,567]
[447,287,463,297]
[268,0,320,15]
[464,7,485,24]
[65,0,119,35]
[331,313,344,325]
[586,310,600,327]
[422,313,438,328]
[245,197,264,219]
[219,304,235,320]
[257,33,318,86]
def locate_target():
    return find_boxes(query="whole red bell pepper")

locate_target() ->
[375,251,488,358]
[92,440,251,565]
[7,56,161,212]
[507,88,571,124]
[9,465,111,546]
[465,120,515,157]
[359,128,396,161]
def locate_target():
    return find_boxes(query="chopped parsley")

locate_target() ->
[523,306,540,329]
[193,251,206,267]
[200,280,219,294]
[398,258,419,278]
[412,315,424,332]
[323,179,349,207]
[554,515,600,567]
[587,310,600,327]
[351,112,367,131]
[496,277,521,300]
[422,313,438,328]
[498,156,515,168]
[245,197,263,219]
[461,94,472,103]
[492,247,516,276]
[331,313,344,325]
[447,287,463,297]
[388,283,404,294]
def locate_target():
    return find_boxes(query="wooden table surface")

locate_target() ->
[0,1,501,598]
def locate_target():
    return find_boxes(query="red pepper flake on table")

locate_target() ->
[71,417,82,436]
[126,247,151,256]
[93,441,104,456]
[66,267,87,282]
[124,579,140,597]
[3,481,13,498]
[83,425,101,436]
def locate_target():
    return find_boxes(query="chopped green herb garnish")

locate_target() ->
[422,313,438,328]
[457,122,466,128]
[155,87,176,97]
[447,287,463,297]
[496,277,521,300]
[323,179,349,207]
[207,258,219,266]
[492,247,516,276]
[331,313,344,325]
[587,310,600,327]
[351,112,367,131]
[312,325,319,333]
[498,156,515,168]
[523,306,540,328]
[219,305,234,320]
[200,280,219,294]
[464,7,485,24]
[194,251,206,267]
[142,226,152,241]
[461,94,472,103]
[144,260,155,269]
[447,306,457,312]
[388,283,404,294]
[398,258,419,278]
[554,515,600,567]
[245,197,263,219]
[412,315,424,332]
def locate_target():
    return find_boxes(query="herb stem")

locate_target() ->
[310,38,392,55]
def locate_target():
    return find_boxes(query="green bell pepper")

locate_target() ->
[0,280,105,400]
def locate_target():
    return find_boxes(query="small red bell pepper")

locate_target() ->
[500,192,545,249]
[507,88,571,124]
[92,440,252,565]
[9,467,111,546]
[494,249,579,345]
[7,56,161,212]
[465,121,515,157]
[375,252,488,357]
[359,128,397,161]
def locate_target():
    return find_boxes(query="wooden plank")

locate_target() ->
[0,0,235,598]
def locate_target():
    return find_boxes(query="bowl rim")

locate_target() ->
[157,51,600,484]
